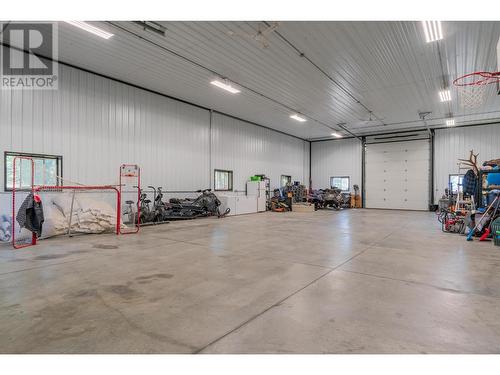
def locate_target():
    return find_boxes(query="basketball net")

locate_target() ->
[456,84,486,109]
[453,71,500,110]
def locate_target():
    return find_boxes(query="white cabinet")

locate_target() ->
[217,181,268,216]
[236,196,259,215]
[218,195,236,216]
[217,194,259,216]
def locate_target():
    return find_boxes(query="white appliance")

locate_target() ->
[247,181,267,212]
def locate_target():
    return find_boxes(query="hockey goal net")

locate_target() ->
[11,157,123,249]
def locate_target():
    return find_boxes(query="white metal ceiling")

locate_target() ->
[27,21,500,139]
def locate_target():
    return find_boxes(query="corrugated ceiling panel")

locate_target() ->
[281,21,500,135]
[12,21,499,139]
[50,21,328,140]
[152,21,366,121]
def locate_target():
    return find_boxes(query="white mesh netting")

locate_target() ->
[41,192,120,238]
[457,85,486,110]
[10,190,122,245]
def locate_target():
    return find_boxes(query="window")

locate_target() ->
[449,174,464,194]
[281,175,291,187]
[330,176,350,192]
[4,152,62,191]
[214,169,233,191]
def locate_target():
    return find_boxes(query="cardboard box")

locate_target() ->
[292,203,315,212]
[355,195,362,208]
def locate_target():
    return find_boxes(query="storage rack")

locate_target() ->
[476,170,500,208]
[263,177,271,211]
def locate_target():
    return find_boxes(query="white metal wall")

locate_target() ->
[0,64,211,191]
[434,123,500,203]
[310,138,362,191]
[211,113,310,191]
[0,63,310,240]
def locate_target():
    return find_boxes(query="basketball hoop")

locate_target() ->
[453,71,500,109]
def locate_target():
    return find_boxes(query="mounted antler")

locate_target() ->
[458,150,479,175]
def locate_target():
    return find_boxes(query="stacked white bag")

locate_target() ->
[41,193,119,239]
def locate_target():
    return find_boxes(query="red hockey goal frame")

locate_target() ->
[11,156,36,249]
[119,164,141,234]
[11,157,123,249]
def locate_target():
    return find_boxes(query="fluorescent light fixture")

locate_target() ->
[331,132,342,138]
[65,21,114,39]
[422,21,443,43]
[210,79,241,94]
[290,114,307,122]
[439,89,451,102]
[446,119,455,126]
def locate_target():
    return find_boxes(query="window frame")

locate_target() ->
[214,169,233,192]
[448,174,464,194]
[4,151,63,192]
[280,175,292,187]
[330,176,350,192]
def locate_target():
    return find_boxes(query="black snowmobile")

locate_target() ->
[164,189,230,220]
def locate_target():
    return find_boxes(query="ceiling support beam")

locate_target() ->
[337,123,362,141]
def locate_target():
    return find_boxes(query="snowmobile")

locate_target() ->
[164,189,230,220]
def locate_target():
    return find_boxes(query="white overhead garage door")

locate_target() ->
[365,139,430,210]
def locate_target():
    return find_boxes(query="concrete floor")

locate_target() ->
[1,209,500,353]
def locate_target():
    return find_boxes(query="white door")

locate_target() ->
[365,139,430,210]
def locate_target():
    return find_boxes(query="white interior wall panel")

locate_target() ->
[434,124,500,203]
[0,64,211,192]
[211,113,309,191]
[365,140,430,210]
[310,138,362,191]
